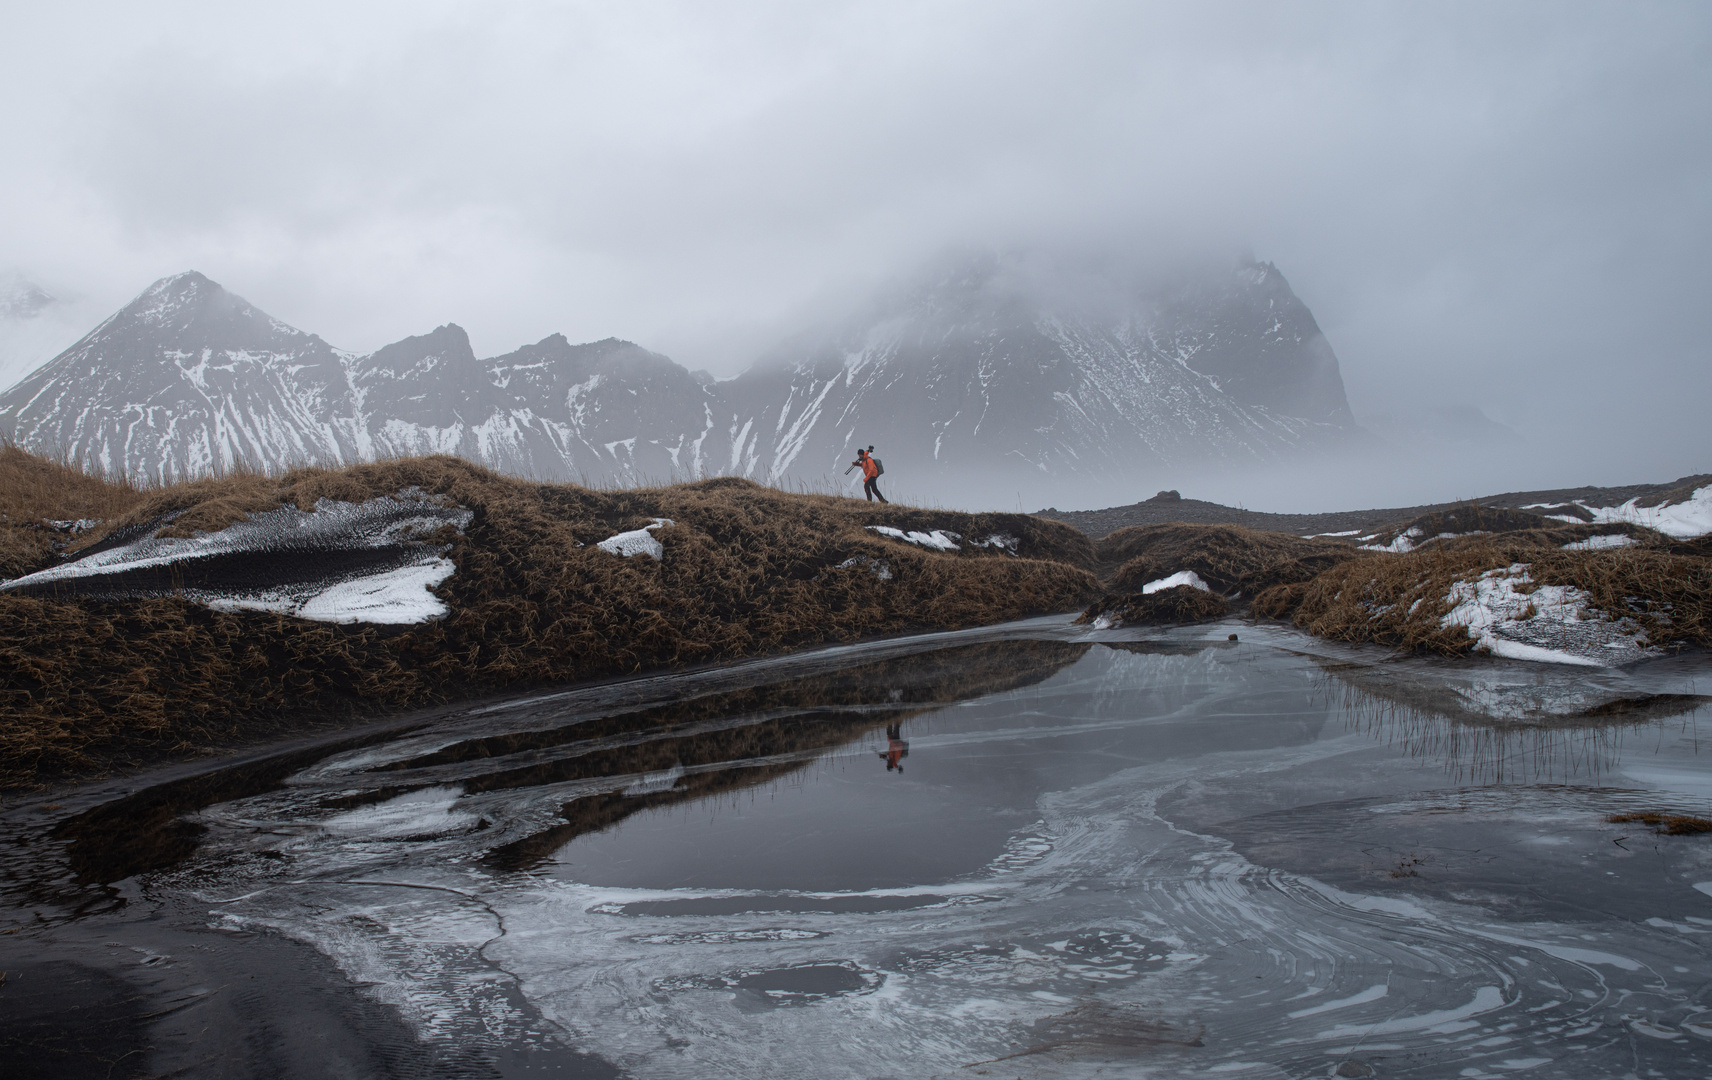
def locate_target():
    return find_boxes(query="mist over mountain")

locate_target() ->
[0,274,101,395]
[0,254,1362,504]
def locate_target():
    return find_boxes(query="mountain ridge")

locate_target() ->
[0,257,1360,496]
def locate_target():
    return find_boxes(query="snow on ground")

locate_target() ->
[1361,527,1424,553]
[1562,534,1635,551]
[866,526,960,551]
[596,518,673,560]
[204,557,460,625]
[1360,527,1491,554]
[835,556,892,581]
[1140,570,1211,595]
[971,533,1019,555]
[1440,562,1655,667]
[1580,486,1712,539]
[0,491,472,624]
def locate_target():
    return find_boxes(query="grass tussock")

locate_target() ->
[1254,538,1712,654]
[0,446,145,578]
[0,452,1099,787]
[1098,523,1354,597]
[1078,585,1230,627]
[1607,811,1712,835]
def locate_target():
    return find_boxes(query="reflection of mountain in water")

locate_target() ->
[1317,657,1710,785]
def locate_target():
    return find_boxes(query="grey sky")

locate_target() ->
[2,1,1708,497]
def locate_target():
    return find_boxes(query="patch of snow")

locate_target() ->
[0,491,472,625]
[1440,562,1655,666]
[43,518,101,534]
[596,518,673,560]
[205,555,458,625]
[835,556,892,581]
[1579,485,1712,539]
[1361,526,1426,553]
[971,533,1020,555]
[1545,514,1587,524]
[1141,570,1210,595]
[865,526,960,552]
[1561,534,1635,551]
[1091,611,1118,630]
[1305,529,1361,538]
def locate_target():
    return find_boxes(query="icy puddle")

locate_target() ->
[10,620,1712,1078]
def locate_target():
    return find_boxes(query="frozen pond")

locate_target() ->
[7,618,1712,1078]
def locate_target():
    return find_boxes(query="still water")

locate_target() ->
[10,618,1712,1078]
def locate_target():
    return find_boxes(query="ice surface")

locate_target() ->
[597,518,674,560]
[1140,570,1211,594]
[40,625,1712,1078]
[866,525,960,551]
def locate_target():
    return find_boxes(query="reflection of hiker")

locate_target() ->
[847,445,888,503]
[877,722,909,772]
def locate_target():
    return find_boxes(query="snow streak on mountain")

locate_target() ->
[0,257,1359,494]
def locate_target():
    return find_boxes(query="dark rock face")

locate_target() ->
[0,255,1360,492]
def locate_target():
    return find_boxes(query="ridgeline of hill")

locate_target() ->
[1039,477,1712,540]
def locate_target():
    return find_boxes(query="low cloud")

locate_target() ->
[1,1,1707,498]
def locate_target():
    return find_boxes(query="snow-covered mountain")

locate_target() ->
[711,255,1355,491]
[0,256,1360,497]
[0,273,364,482]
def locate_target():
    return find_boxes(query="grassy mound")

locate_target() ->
[0,447,144,578]
[0,453,1098,786]
[1078,585,1229,627]
[1098,523,1354,597]
[1254,540,1712,655]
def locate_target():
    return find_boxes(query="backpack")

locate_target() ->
[871,457,884,477]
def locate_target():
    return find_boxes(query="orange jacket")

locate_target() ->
[860,456,879,480]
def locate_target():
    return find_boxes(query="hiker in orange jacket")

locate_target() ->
[848,445,888,503]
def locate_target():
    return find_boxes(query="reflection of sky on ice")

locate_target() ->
[156,624,1712,1077]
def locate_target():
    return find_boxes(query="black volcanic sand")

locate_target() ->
[1039,474,1712,539]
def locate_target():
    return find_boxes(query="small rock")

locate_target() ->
[1228,633,1238,641]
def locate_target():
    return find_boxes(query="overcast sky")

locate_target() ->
[2,1,1708,493]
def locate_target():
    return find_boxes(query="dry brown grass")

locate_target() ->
[1254,538,1712,655]
[1097,523,1355,597]
[0,445,145,578]
[1607,811,1712,835]
[0,452,1099,787]
[1078,584,1229,627]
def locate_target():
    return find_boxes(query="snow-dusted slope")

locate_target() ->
[356,329,721,484]
[0,257,1359,492]
[0,273,366,483]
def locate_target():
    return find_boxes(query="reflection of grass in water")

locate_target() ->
[1314,661,1709,787]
